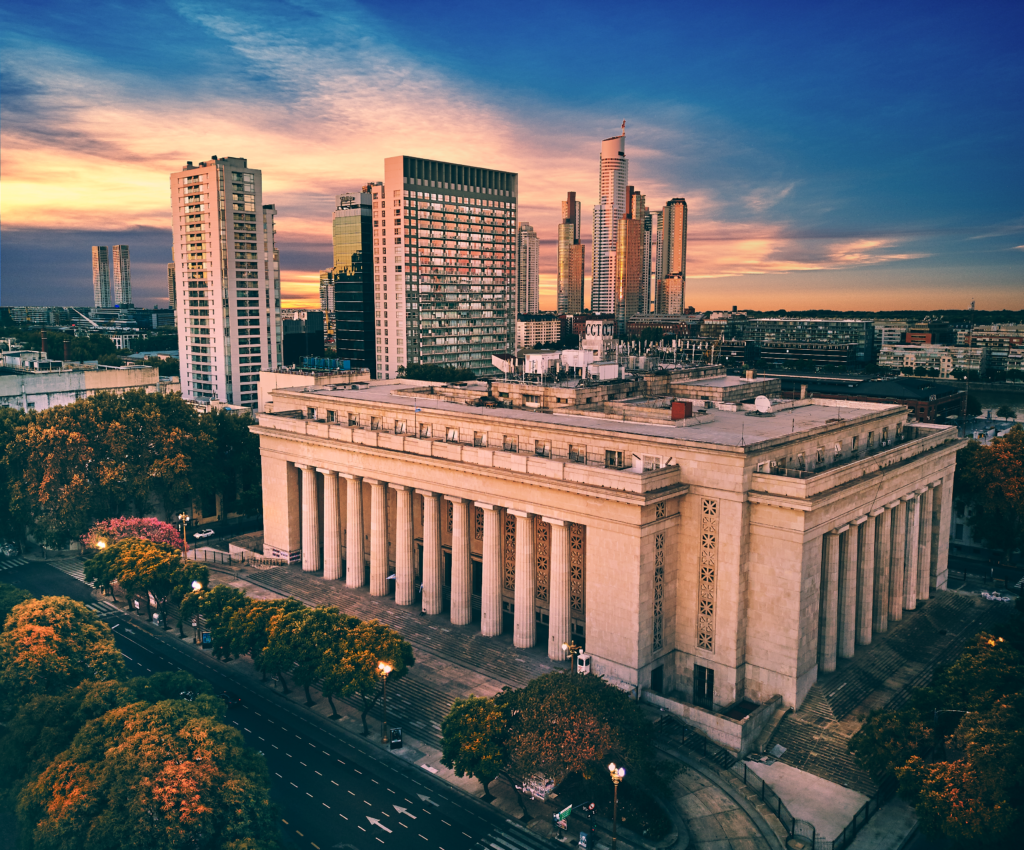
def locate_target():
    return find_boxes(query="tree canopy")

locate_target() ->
[953,425,1024,556]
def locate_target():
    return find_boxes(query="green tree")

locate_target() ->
[954,426,1024,557]
[198,584,252,658]
[228,599,304,681]
[996,404,1017,420]
[84,539,126,599]
[847,707,934,785]
[0,407,31,546]
[0,582,32,626]
[108,537,183,622]
[266,607,357,705]
[440,696,508,798]
[0,596,125,711]
[965,394,983,417]
[16,698,279,850]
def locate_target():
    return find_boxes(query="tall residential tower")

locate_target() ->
[516,222,539,314]
[111,244,132,307]
[591,123,629,313]
[656,197,688,314]
[170,155,281,408]
[376,155,518,379]
[92,246,111,309]
[557,191,584,313]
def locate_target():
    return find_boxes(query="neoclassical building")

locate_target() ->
[254,371,961,722]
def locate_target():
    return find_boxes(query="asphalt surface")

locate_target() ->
[0,556,558,850]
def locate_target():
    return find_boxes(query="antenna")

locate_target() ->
[621,120,626,134]
[755,396,772,414]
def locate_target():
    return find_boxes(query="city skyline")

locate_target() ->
[1,0,1022,313]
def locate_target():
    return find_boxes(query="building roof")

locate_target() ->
[781,376,963,401]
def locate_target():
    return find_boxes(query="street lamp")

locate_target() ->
[177,512,191,559]
[190,580,204,643]
[562,640,582,674]
[608,762,626,849]
[96,540,107,549]
[378,661,393,744]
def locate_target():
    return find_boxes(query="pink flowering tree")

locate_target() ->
[82,516,184,551]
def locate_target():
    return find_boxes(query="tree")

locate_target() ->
[198,584,252,658]
[84,539,126,598]
[106,537,184,623]
[954,426,1024,557]
[996,404,1017,420]
[0,581,32,626]
[263,607,356,704]
[83,516,184,551]
[440,696,508,798]
[497,672,654,785]
[847,707,933,785]
[965,394,982,417]
[0,596,124,711]
[16,697,279,850]
[227,599,303,680]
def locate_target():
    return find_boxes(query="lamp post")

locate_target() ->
[562,641,582,674]
[608,762,626,849]
[177,512,191,559]
[190,580,203,643]
[378,661,393,744]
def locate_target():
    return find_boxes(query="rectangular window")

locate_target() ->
[306,407,316,419]
[348,412,359,427]
[446,427,459,443]
[643,455,661,471]
[867,431,875,448]
[326,410,336,423]
[535,440,551,458]
[503,435,518,453]
[816,448,825,463]
[419,423,432,439]
[834,441,842,457]
[605,450,624,468]
[882,426,889,444]
[473,431,486,447]
[371,416,382,431]
[394,420,406,434]
[852,435,859,451]
[568,444,587,464]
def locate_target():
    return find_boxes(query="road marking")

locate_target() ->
[364,800,371,806]
[322,803,330,809]
[243,727,251,732]
[339,814,348,821]
[282,820,288,825]
[394,805,417,820]
[300,762,306,766]
[399,822,408,829]
[337,759,345,765]
[290,783,298,788]
[275,773,282,778]
[348,791,356,796]
[376,839,384,845]
[366,817,392,834]
[286,753,292,758]
[419,834,428,841]
[462,833,471,839]
[387,788,395,793]
[295,831,303,838]
[315,770,322,776]
[259,736,265,741]
[272,745,279,749]
[371,779,379,784]
[306,792,313,798]
[441,820,450,826]
[255,712,261,716]
[296,735,302,739]
[331,781,339,786]
[311,844,319,849]
[357,826,366,832]
[354,769,362,775]
[323,751,330,756]
[120,653,133,660]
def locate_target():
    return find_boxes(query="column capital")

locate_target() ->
[541,516,567,527]
[852,515,868,526]
[340,472,362,481]
[364,478,385,487]
[475,501,500,511]
[914,487,928,496]
[315,467,338,477]
[444,495,467,505]
[886,501,901,510]
[869,507,885,517]
[416,488,438,498]
[929,480,942,489]
[391,483,411,492]
[294,462,313,470]
[831,525,850,536]
[507,508,532,519]
[901,493,916,503]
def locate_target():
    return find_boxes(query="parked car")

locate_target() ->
[1,543,17,557]
[193,529,215,540]
[221,691,243,709]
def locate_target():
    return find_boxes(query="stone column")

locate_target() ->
[889,498,907,623]
[477,503,503,637]
[819,529,841,674]
[393,486,415,606]
[368,480,388,597]
[857,513,878,645]
[917,487,934,602]
[838,524,858,660]
[873,505,895,633]
[544,517,571,661]
[903,493,921,611]
[418,490,443,615]
[343,474,364,588]
[297,464,320,573]
[447,497,472,626]
[318,468,341,580]
[510,509,536,649]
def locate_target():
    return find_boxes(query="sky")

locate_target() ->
[1,0,1022,313]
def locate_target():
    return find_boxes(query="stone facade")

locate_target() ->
[254,378,963,713]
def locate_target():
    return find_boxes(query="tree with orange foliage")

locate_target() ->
[954,424,1024,558]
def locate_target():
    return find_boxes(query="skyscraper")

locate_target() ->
[167,262,176,308]
[376,155,518,379]
[320,189,375,375]
[614,190,646,335]
[557,191,584,313]
[92,246,111,308]
[591,123,629,313]
[656,197,688,314]
[516,222,539,314]
[111,244,132,307]
[170,155,281,408]
[629,188,652,318]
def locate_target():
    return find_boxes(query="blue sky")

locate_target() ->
[1,0,1021,310]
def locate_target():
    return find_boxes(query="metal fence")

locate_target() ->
[738,763,808,841]
[657,715,736,769]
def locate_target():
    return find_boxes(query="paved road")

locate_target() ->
[0,556,557,850]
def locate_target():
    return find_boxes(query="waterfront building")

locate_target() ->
[376,156,518,379]
[169,155,282,408]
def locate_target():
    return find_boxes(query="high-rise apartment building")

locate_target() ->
[614,197,646,336]
[656,197,687,314]
[557,191,584,313]
[516,222,539,314]
[320,189,375,375]
[592,124,629,313]
[111,244,132,307]
[376,155,518,379]
[92,246,111,308]
[169,155,281,408]
[628,188,653,319]
[167,263,176,308]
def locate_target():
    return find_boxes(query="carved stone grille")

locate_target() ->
[474,507,484,541]
[446,501,453,534]
[569,523,586,613]
[503,514,516,591]
[653,532,665,652]
[655,501,666,520]
[535,521,550,601]
[698,498,718,652]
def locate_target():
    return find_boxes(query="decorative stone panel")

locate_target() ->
[536,520,550,601]
[503,513,516,591]
[655,501,666,520]
[474,507,484,541]
[653,531,665,651]
[569,522,586,614]
[446,500,453,534]
[698,497,718,653]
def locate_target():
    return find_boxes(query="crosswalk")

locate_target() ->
[474,824,564,850]
[82,599,121,618]
[0,557,30,571]
[47,556,88,583]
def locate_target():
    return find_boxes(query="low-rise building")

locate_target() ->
[515,314,562,352]
[776,376,965,423]
[877,344,989,377]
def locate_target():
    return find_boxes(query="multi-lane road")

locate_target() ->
[1,556,559,850]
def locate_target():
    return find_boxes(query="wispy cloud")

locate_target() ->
[742,182,796,212]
